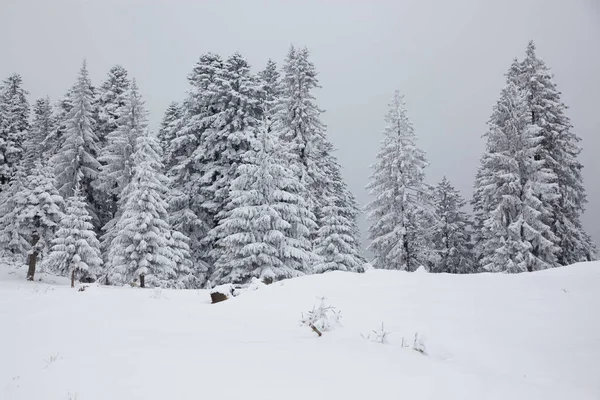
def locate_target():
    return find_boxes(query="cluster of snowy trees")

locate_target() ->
[367,41,596,273]
[0,41,594,285]
[0,46,365,288]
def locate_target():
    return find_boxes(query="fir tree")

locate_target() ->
[51,61,101,223]
[29,97,56,164]
[313,153,365,273]
[96,65,130,148]
[209,120,316,284]
[158,101,183,171]
[431,177,474,274]
[96,79,147,227]
[198,52,263,224]
[508,41,596,264]
[107,134,193,288]
[274,46,328,220]
[0,74,29,189]
[474,82,558,273]
[44,182,102,286]
[45,88,74,157]
[258,59,281,121]
[167,53,226,275]
[366,91,434,271]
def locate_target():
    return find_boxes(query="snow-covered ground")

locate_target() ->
[1,261,599,400]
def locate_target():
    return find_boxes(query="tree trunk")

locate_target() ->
[71,270,75,288]
[26,232,40,281]
[140,274,145,288]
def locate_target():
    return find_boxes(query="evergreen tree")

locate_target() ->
[28,97,55,167]
[167,53,225,276]
[158,101,183,171]
[473,82,558,273]
[208,120,315,284]
[366,91,433,271]
[274,46,328,222]
[3,163,65,280]
[258,59,281,122]
[431,177,474,273]
[51,61,101,223]
[96,79,147,228]
[0,74,29,189]
[106,134,193,288]
[199,52,263,225]
[44,182,102,286]
[508,41,596,264]
[45,88,74,157]
[96,65,130,148]
[313,153,365,273]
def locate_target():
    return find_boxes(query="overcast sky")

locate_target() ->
[1,0,599,249]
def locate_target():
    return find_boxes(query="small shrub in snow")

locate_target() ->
[412,332,427,355]
[362,322,391,344]
[151,287,165,299]
[300,297,342,336]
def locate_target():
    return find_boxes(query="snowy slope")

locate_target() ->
[1,262,599,400]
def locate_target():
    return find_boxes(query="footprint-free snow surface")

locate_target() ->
[1,262,599,400]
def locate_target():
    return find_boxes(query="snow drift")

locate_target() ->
[1,261,599,400]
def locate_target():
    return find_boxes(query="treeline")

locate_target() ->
[0,41,595,289]
[366,41,596,273]
[0,47,365,288]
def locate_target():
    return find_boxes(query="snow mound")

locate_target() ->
[1,261,599,400]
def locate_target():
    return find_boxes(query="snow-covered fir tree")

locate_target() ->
[30,97,56,164]
[44,88,74,157]
[0,74,29,189]
[157,101,183,171]
[44,182,102,286]
[0,162,65,279]
[208,120,316,284]
[96,65,130,148]
[366,91,435,271]
[199,53,263,225]
[431,176,474,274]
[96,79,147,228]
[473,82,558,273]
[167,53,226,278]
[274,46,329,226]
[258,59,281,121]
[313,152,365,273]
[507,41,596,264]
[51,61,101,224]
[106,134,193,288]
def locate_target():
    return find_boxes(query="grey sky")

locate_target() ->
[1,0,599,249]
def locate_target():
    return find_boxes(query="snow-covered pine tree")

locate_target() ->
[258,59,281,120]
[158,101,183,171]
[96,79,147,229]
[29,97,56,165]
[51,61,101,225]
[208,119,316,285]
[199,53,263,226]
[474,82,558,273]
[166,53,225,278]
[366,91,434,271]
[44,181,102,286]
[508,41,596,264]
[44,88,74,158]
[96,65,130,148]
[106,134,193,288]
[6,162,65,280]
[0,74,29,189]
[313,152,365,273]
[431,176,474,274]
[273,46,329,230]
